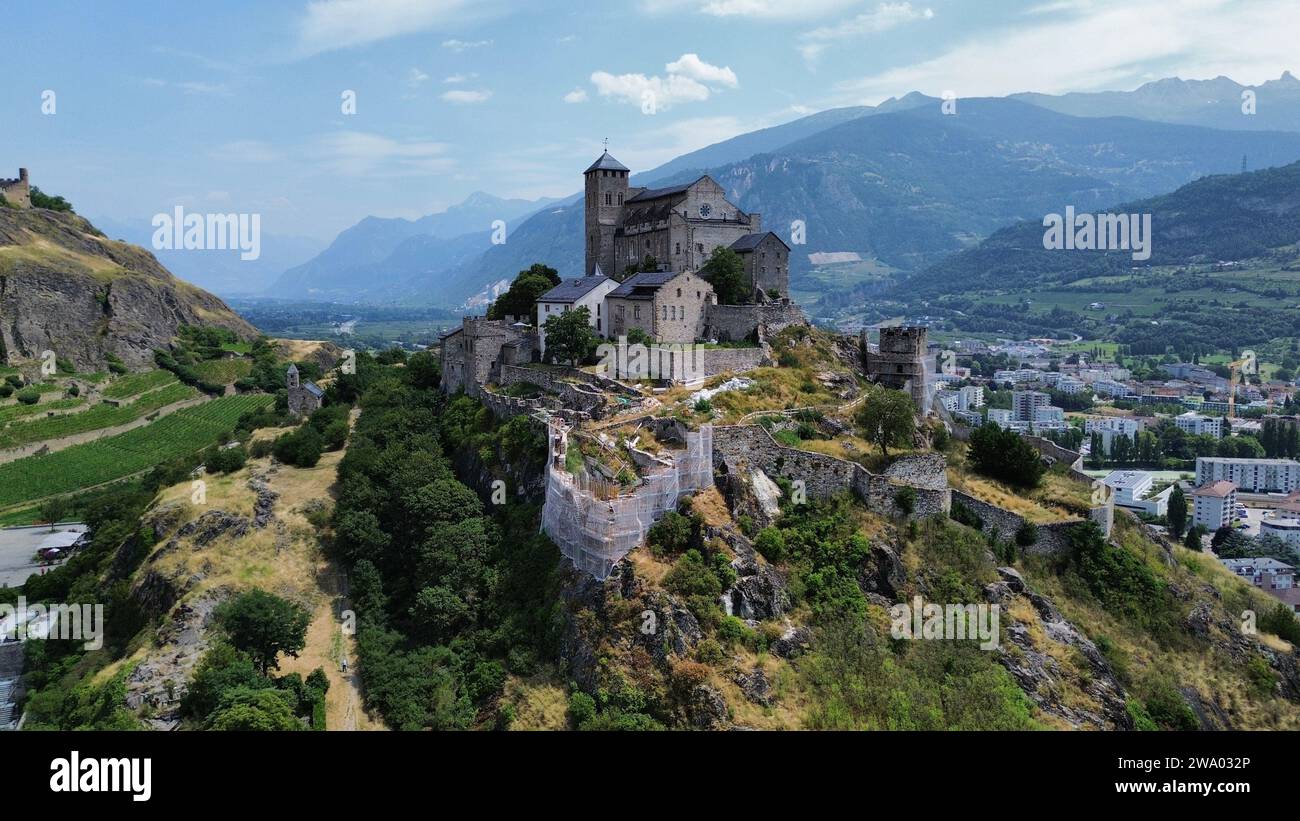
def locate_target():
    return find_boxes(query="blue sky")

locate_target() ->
[1,0,1296,241]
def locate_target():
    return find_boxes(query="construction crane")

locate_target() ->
[1227,350,1258,419]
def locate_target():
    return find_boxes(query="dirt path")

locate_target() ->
[0,395,210,465]
[283,598,382,731]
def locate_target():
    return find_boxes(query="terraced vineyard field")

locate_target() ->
[0,394,274,507]
[0,397,84,424]
[193,358,252,385]
[102,368,178,399]
[0,381,199,448]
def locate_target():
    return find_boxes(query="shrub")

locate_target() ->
[647,510,695,557]
[205,445,247,474]
[567,692,596,728]
[755,527,786,562]
[273,425,324,468]
[894,486,916,517]
[1015,521,1039,547]
[1259,602,1300,644]
[1141,680,1198,730]
[950,500,984,531]
[15,387,40,405]
[0,384,11,399]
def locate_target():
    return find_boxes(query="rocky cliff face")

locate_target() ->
[0,207,256,371]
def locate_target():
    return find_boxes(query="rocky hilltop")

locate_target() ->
[0,206,256,371]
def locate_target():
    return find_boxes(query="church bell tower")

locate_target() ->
[584,148,629,276]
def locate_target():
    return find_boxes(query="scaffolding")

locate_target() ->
[541,419,713,579]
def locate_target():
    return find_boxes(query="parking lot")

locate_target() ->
[0,524,86,588]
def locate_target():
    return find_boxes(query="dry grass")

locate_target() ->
[503,672,570,730]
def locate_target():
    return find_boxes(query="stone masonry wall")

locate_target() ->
[704,303,805,343]
[712,424,950,520]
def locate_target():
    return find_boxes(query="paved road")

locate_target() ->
[0,524,85,588]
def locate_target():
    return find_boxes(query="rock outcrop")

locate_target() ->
[0,207,255,371]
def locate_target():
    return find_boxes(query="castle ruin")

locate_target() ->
[0,169,30,209]
[865,326,930,410]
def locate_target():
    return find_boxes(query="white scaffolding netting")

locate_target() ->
[541,420,713,580]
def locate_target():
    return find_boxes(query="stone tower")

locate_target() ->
[584,151,629,276]
[286,363,300,390]
[864,326,929,409]
[0,168,31,209]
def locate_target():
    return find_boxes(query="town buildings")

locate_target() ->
[1195,457,1300,494]
[1191,480,1237,531]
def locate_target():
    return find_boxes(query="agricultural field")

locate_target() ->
[101,368,179,399]
[0,396,84,424]
[193,357,253,385]
[0,394,274,508]
[0,381,199,449]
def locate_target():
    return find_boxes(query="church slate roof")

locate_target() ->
[304,382,325,399]
[538,275,611,304]
[626,182,692,203]
[585,151,630,173]
[608,270,680,300]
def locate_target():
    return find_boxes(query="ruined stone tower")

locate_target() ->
[864,326,929,409]
[0,168,31,209]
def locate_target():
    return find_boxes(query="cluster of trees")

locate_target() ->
[329,355,560,729]
[487,264,561,323]
[1087,420,1262,470]
[1260,418,1300,458]
[542,306,598,366]
[182,589,327,730]
[270,403,350,467]
[967,423,1045,488]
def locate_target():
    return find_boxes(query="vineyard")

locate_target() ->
[0,394,274,508]
[0,397,84,424]
[102,368,179,399]
[193,358,252,385]
[0,381,199,449]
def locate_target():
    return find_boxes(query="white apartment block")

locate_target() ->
[1176,412,1223,438]
[1012,390,1051,421]
[1220,557,1296,589]
[959,385,984,410]
[1057,376,1085,394]
[1092,379,1130,398]
[1195,457,1300,493]
[1191,480,1236,531]
[1101,470,1171,518]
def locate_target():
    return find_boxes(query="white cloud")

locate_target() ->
[441,89,493,104]
[443,73,477,84]
[310,131,455,176]
[639,0,861,19]
[799,2,934,64]
[589,54,738,109]
[591,72,710,108]
[442,38,492,51]
[836,0,1300,103]
[665,53,738,88]
[563,88,589,103]
[296,0,494,56]
[407,67,430,87]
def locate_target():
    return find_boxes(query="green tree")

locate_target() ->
[856,385,915,458]
[487,264,561,323]
[968,423,1045,489]
[699,246,749,305]
[40,497,68,531]
[1167,484,1188,539]
[543,305,597,366]
[215,589,311,675]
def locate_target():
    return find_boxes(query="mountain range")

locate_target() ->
[257,73,1300,310]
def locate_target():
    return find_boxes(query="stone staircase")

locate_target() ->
[0,642,24,730]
